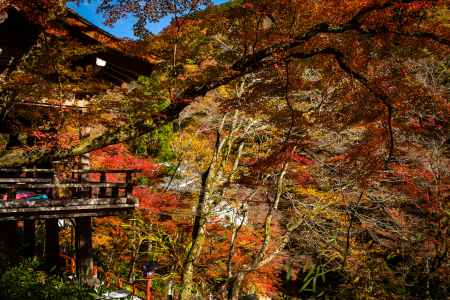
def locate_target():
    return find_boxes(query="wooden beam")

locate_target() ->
[0,208,134,221]
[0,182,128,189]
[0,196,132,208]
[73,169,142,173]
[0,178,52,183]
[0,201,136,220]
[0,168,54,173]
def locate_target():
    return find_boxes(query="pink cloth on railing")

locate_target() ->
[2,192,35,200]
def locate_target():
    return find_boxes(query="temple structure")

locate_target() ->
[0,5,153,281]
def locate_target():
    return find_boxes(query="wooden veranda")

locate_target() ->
[0,168,140,282]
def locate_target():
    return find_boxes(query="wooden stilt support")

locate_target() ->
[45,219,60,272]
[24,219,36,257]
[0,221,17,267]
[75,216,93,284]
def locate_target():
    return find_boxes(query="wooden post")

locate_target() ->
[79,151,91,198]
[125,171,133,197]
[99,171,106,198]
[77,161,82,197]
[146,276,153,300]
[24,219,36,257]
[7,183,16,201]
[45,219,60,272]
[52,170,60,200]
[111,185,119,199]
[0,221,17,266]
[75,216,93,284]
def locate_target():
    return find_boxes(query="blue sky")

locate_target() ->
[67,0,228,39]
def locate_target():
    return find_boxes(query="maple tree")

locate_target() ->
[1,0,449,299]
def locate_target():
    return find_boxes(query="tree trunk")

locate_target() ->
[180,167,211,300]
[224,163,291,299]
[180,229,206,299]
[229,272,245,300]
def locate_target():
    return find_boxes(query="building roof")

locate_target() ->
[0,6,159,81]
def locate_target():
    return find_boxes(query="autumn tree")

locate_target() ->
[1,0,446,169]
[1,0,449,298]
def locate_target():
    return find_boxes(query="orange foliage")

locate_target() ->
[90,144,160,181]
[133,187,179,214]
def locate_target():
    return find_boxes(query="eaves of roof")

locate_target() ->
[48,8,162,66]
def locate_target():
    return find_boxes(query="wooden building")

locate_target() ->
[0,5,154,282]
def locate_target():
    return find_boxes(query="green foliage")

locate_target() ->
[150,123,176,161]
[126,73,175,160]
[131,123,175,161]
[0,259,94,300]
[136,74,171,113]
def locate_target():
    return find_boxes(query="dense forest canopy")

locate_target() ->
[0,0,449,299]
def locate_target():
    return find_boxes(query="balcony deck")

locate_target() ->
[0,168,140,220]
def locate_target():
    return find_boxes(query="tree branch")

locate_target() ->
[0,113,171,168]
[179,0,434,100]
[1,0,442,168]
[290,46,396,160]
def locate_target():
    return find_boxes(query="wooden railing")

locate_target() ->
[0,169,141,207]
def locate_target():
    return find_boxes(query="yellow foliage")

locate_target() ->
[295,187,342,204]
[216,85,233,99]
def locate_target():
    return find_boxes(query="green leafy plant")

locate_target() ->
[0,259,94,300]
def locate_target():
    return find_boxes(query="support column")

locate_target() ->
[75,217,93,284]
[24,220,36,257]
[45,219,60,272]
[0,221,17,268]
